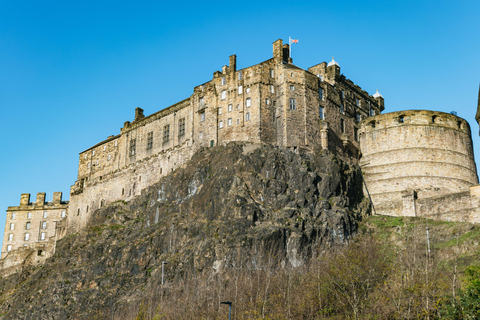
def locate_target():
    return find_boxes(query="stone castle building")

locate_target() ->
[1,39,479,275]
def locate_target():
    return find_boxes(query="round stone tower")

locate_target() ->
[359,110,478,216]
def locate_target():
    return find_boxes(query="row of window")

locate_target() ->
[218,113,252,129]
[9,211,66,220]
[8,232,46,242]
[219,69,274,86]
[9,221,49,231]
[83,141,118,159]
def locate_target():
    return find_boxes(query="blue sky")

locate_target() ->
[0,0,479,245]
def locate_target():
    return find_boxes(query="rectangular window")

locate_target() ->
[11,213,16,219]
[238,71,243,80]
[290,85,295,91]
[163,125,170,143]
[7,245,11,252]
[319,88,324,101]
[341,119,345,133]
[246,98,251,107]
[246,87,251,93]
[354,127,359,141]
[289,98,296,110]
[26,222,31,230]
[43,212,47,218]
[228,118,232,126]
[270,85,274,93]
[221,90,226,100]
[8,234,13,241]
[25,233,30,241]
[40,233,46,240]
[178,118,185,136]
[341,90,345,99]
[319,106,325,120]
[238,86,243,94]
[61,211,66,218]
[228,104,232,112]
[92,150,95,156]
[147,132,153,149]
[130,139,136,156]
[87,163,90,169]
[103,145,106,151]
[200,111,205,122]
[199,132,203,139]
[42,221,47,229]
[266,99,270,105]
[219,107,222,115]
[27,212,32,219]
[356,112,361,122]
[237,119,240,124]
[221,77,226,85]
[369,107,375,116]
[270,69,274,78]
[246,112,250,121]
[10,223,14,230]
[200,97,204,106]
[219,120,224,129]
[84,154,87,160]
[108,154,111,161]
[356,98,361,107]
[114,141,118,147]
[340,104,344,114]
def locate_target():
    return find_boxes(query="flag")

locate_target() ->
[291,39,298,44]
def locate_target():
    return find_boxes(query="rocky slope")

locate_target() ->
[0,143,369,319]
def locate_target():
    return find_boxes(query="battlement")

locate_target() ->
[361,110,471,135]
[10,192,68,210]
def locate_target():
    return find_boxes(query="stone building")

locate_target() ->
[360,110,480,221]
[67,39,384,231]
[1,192,68,259]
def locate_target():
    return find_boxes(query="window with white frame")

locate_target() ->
[27,212,32,219]
[42,221,47,229]
[200,97,204,106]
[266,99,270,105]
[228,104,233,112]
[237,104,240,110]
[61,211,66,218]
[11,213,15,219]
[356,98,361,107]
[219,107,222,115]
[84,154,87,160]
[8,234,13,241]
[246,112,250,121]
[108,154,111,161]
[163,125,170,143]
[219,121,224,129]
[87,163,90,169]
[246,98,251,107]
[270,85,274,93]
[221,77,226,85]
[147,132,154,149]
[43,211,47,218]
[270,69,274,78]
[246,87,250,93]
[200,111,206,122]
[25,233,30,241]
[7,245,11,252]
[319,106,325,120]
[178,118,186,136]
[289,98,296,110]
[221,90,226,100]
[238,86,243,94]
[228,118,232,126]
[26,222,31,230]
[40,233,46,240]
[199,131,203,139]
[238,71,243,80]
[10,223,14,230]
[103,145,106,151]
[114,141,118,147]
[290,85,295,91]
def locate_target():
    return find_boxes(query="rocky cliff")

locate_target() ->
[0,143,368,319]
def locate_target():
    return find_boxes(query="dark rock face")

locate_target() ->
[0,143,369,319]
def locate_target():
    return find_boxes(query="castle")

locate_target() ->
[1,39,479,276]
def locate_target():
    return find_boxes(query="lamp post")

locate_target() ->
[161,261,167,285]
[220,301,232,320]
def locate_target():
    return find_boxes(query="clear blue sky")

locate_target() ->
[1,0,479,245]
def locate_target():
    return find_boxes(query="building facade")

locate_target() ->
[67,39,384,231]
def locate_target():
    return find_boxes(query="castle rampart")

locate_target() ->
[360,110,479,217]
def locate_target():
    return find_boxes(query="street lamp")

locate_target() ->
[161,261,167,285]
[220,301,232,320]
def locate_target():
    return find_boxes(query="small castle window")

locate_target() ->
[354,127,359,141]
[370,120,376,128]
[37,250,42,256]
[61,211,66,218]
[219,120,224,129]
[319,88,324,101]
[238,71,243,80]
[199,131,203,139]
[10,223,14,230]
[200,111,205,122]
[369,107,375,117]
[27,212,32,219]
[237,104,240,110]
[103,145,106,151]
[200,97,204,106]
[92,150,95,156]
[178,118,186,136]
[163,125,170,143]
[221,90,226,100]
[228,118,232,126]
[341,119,345,133]
[114,141,118,147]
[399,116,405,123]
[266,99,270,105]
[7,245,11,252]
[246,87,251,93]
[341,90,345,99]
[238,86,243,94]
[228,104,233,112]
[24,233,30,241]
[270,69,274,78]
[290,85,295,91]
[77,208,80,216]
[130,139,136,156]
[43,212,47,218]
[432,115,437,123]
[86,205,89,212]
[289,98,296,110]
[26,222,31,230]
[84,154,87,160]
[122,188,125,196]
[108,154,111,161]
[8,234,13,241]
[340,104,344,114]
[237,119,240,124]
[210,140,214,147]
[41,221,47,229]
[270,85,274,93]
[11,213,15,219]
[246,112,251,121]
[356,98,361,107]
[356,112,361,122]
[147,132,154,149]
[319,106,325,120]
[221,77,226,85]
[87,163,90,169]
[219,107,222,115]
[246,98,251,107]
[40,232,46,240]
